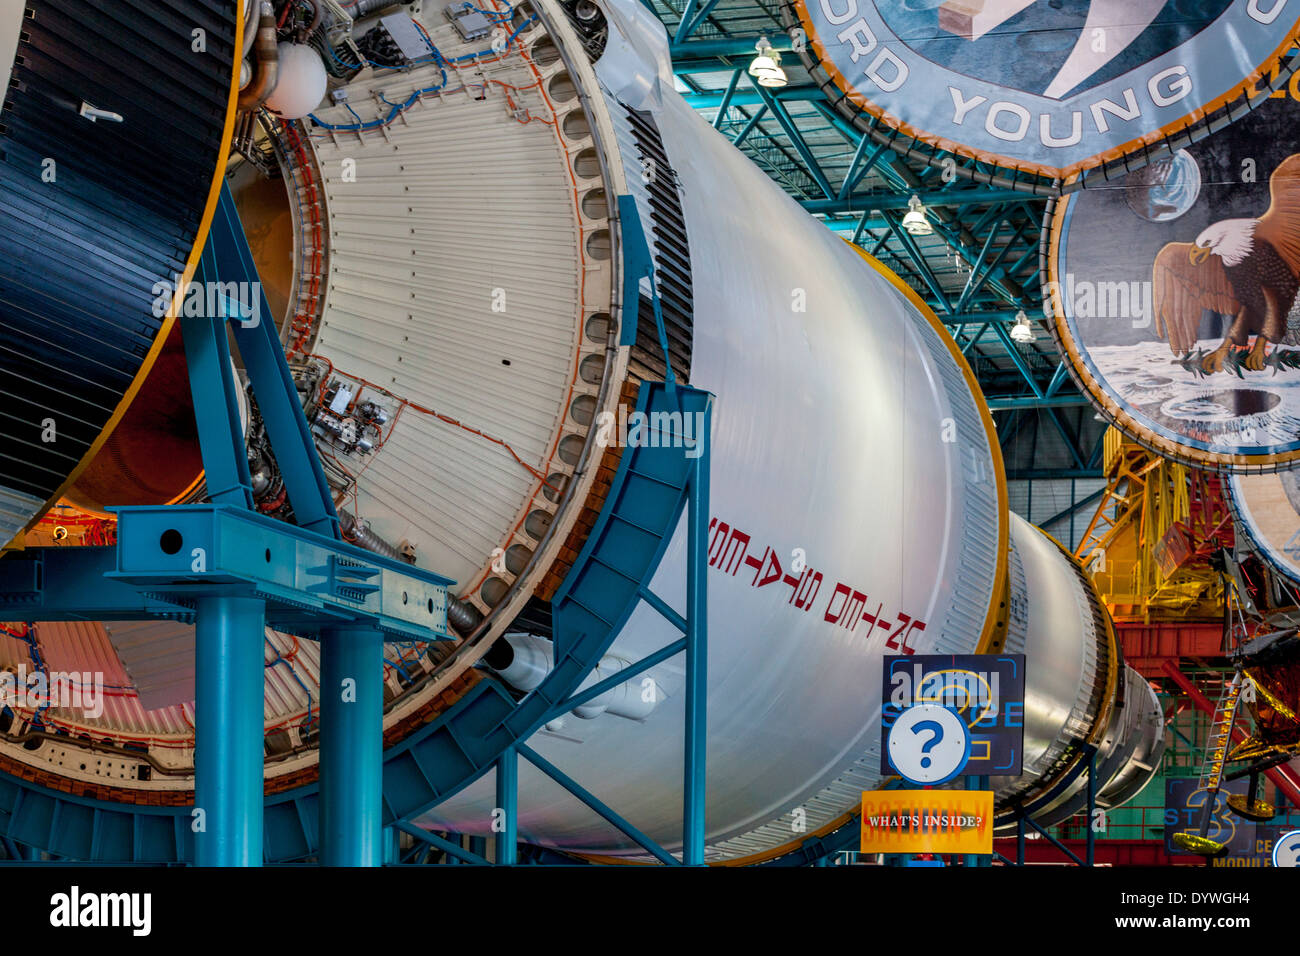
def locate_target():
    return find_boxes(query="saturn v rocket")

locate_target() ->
[0,0,1162,862]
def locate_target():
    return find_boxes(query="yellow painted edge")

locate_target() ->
[843,239,1011,655]
[3,2,244,551]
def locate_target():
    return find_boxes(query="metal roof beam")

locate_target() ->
[670,34,792,60]
[839,137,889,200]
[1005,467,1102,478]
[1044,407,1089,471]
[711,67,744,129]
[806,101,1033,307]
[955,217,1006,314]
[754,82,835,199]
[1045,362,1070,397]
[882,210,954,314]
[800,187,1027,215]
[671,0,725,44]
[681,85,823,107]
[991,321,1044,398]
[731,104,768,145]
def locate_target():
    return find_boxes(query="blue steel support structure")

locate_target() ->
[194,596,267,867]
[320,625,385,866]
[998,744,1100,867]
[0,191,721,866]
[495,748,518,865]
[682,410,709,865]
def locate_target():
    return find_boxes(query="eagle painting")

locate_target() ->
[1152,154,1300,373]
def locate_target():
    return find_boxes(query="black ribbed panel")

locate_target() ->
[623,106,693,384]
[0,0,234,501]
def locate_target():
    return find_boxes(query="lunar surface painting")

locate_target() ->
[1048,94,1300,468]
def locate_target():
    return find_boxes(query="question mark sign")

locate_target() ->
[912,719,945,769]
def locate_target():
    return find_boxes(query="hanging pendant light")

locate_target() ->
[902,194,932,236]
[748,37,787,88]
[1011,310,1035,343]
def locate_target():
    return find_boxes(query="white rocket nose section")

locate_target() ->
[591,0,675,112]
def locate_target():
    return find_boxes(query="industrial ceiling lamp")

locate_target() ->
[901,194,932,236]
[1010,309,1035,343]
[748,37,788,88]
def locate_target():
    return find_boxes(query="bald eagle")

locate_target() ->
[1153,154,1300,372]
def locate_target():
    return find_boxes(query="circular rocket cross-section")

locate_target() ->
[1228,470,1300,584]
[783,0,1300,194]
[1046,91,1300,471]
[0,0,240,546]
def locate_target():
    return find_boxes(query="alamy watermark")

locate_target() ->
[594,404,707,458]
[151,272,262,327]
[1045,273,1152,327]
[0,666,105,720]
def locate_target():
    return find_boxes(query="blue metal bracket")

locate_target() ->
[101,504,453,641]
[179,265,255,510]
[617,193,650,349]
[1,507,453,641]
[199,182,339,539]
[1004,743,1099,867]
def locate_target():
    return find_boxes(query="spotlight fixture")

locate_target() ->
[748,37,787,88]
[901,194,932,236]
[1010,310,1035,343]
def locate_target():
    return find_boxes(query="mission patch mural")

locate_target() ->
[789,0,1300,185]
[1046,93,1300,469]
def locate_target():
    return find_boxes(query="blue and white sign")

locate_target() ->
[886,703,971,786]
[793,0,1300,180]
[882,654,1026,776]
[1274,829,1300,867]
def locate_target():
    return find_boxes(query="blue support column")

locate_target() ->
[319,625,384,866]
[682,408,712,866]
[495,748,518,865]
[195,595,266,867]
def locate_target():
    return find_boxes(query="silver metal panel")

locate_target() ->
[101,620,196,712]
[993,513,1102,800]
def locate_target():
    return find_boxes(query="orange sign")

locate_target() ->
[860,790,994,855]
